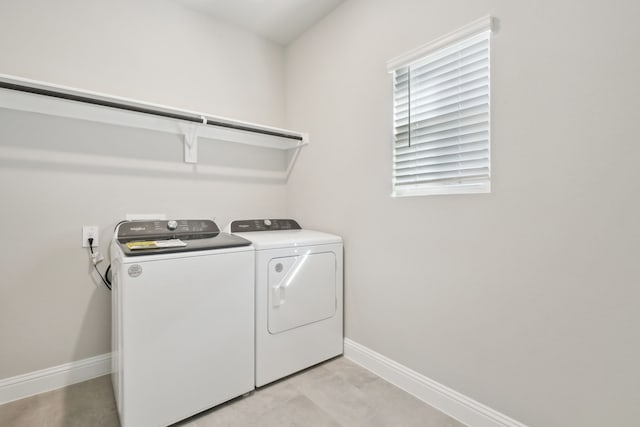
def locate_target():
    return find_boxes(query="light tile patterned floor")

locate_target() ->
[0,357,465,427]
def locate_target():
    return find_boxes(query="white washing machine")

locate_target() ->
[110,219,255,427]
[227,219,343,387]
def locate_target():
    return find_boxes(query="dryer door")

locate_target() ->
[268,251,336,334]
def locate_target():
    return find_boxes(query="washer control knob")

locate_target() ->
[167,220,178,231]
[264,219,272,227]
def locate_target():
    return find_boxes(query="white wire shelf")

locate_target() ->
[0,74,308,180]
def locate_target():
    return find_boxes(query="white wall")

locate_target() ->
[0,0,287,378]
[285,0,640,426]
[0,0,284,125]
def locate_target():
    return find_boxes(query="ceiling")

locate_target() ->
[176,0,345,45]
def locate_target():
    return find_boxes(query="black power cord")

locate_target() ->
[88,237,112,290]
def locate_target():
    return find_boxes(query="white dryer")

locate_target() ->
[228,219,343,387]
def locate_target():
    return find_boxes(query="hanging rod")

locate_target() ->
[0,78,303,141]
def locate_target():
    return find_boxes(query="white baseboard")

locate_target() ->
[1,341,526,426]
[0,353,112,405]
[344,339,527,427]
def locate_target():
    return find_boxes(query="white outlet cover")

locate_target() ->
[82,225,99,248]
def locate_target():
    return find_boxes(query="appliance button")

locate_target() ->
[167,220,178,230]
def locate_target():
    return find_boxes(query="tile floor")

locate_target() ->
[0,357,465,427]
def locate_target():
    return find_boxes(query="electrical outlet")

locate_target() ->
[82,225,99,248]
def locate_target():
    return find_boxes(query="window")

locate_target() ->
[388,17,494,197]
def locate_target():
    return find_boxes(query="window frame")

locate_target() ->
[388,16,495,197]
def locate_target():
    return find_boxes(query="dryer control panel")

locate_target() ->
[230,219,301,233]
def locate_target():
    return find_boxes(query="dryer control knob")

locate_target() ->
[167,220,178,230]
[264,219,272,227]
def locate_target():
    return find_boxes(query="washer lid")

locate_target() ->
[116,219,252,256]
[232,229,341,250]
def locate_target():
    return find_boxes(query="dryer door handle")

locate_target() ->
[272,285,285,307]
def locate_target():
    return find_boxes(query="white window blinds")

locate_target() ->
[390,24,492,197]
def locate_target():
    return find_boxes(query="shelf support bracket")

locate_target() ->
[182,117,206,164]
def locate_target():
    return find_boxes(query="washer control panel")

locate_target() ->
[117,219,220,241]
[230,219,301,232]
